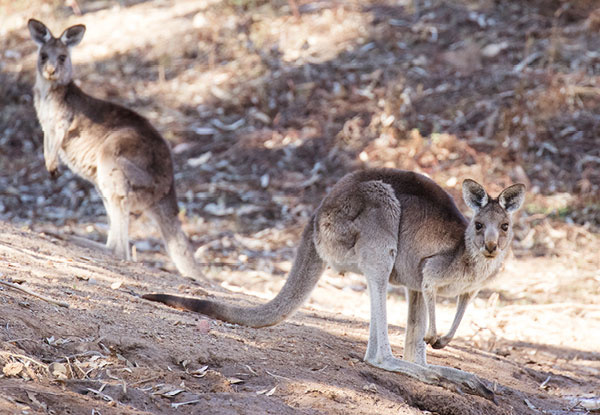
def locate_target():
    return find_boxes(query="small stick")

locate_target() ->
[172,400,201,409]
[130,375,161,387]
[5,338,34,344]
[265,370,292,381]
[0,280,70,308]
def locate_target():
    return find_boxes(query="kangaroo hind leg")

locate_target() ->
[357,229,442,385]
[97,154,135,261]
[349,180,401,366]
[104,196,131,260]
[361,241,397,367]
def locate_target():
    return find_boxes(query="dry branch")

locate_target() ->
[0,280,70,308]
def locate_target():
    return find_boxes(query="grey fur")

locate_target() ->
[144,169,525,399]
[28,19,204,280]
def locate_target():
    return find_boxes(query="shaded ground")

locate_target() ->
[1,222,599,415]
[0,0,599,414]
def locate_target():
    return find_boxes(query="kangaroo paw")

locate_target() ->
[423,333,438,346]
[366,356,496,402]
[428,363,496,402]
[431,337,451,349]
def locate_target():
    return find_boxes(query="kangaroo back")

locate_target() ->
[143,216,326,327]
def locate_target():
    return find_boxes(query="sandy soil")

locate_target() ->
[0,215,599,415]
[0,0,599,414]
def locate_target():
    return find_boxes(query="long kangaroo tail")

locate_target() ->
[143,216,326,327]
[149,186,205,280]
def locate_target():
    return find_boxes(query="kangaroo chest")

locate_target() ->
[34,79,65,138]
[433,253,505,297]
[58,137,99,183]
[34,79,98,183]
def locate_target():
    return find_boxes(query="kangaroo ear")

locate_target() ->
[499,183,526,214]
[28,19,52,46]
[462,179,489,211]
[60,24,86,47]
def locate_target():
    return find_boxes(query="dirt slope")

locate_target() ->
[0,220,599,415]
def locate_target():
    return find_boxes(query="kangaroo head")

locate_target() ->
[462,179,525,259]
[28,19,85,85]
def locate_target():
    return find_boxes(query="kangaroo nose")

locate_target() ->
[485,241,497,254]
[46,65,55,74]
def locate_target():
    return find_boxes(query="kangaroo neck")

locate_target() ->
[34,74,72,101]
[33,75,72,132]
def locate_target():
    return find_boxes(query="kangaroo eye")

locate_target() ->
[501,223,509,231]
[58,55,67,63]
[475,222,483,231]
[40,52,48,62]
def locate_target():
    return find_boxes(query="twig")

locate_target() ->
[86,385,115,404]
[513,51,542,73]
[65,356,75,379]
[72,360,88,379]
[265,370,292,381]
[539,375,551,389]
[244,364,257,375]
[0,280,69,308]
[172,399,201,409]
[43,232,110,253]
[4,338,35,344]
[130,375,161,387]
[58,351,107,361]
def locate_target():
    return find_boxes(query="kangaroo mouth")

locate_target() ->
[479,246,499,258]
[43,72,59,81]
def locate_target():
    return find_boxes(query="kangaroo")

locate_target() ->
[28,19,204,280]
[143,168,525,398]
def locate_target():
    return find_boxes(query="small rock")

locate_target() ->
[482,41,509,58]
[362,383,377,393]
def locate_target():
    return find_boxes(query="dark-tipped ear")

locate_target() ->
[499,183,526,214]
[462,179,489,211]
[60,24,86,47]
[28,19,53,46]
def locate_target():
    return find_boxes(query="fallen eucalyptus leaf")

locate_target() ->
[163,389,185,397]
[171,399,201,408]
[2,362,24,377]
[227,377,244,384]
[189,365,209,378]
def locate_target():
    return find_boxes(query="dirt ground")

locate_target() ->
[1,0,599,414]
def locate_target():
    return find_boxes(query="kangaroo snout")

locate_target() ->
[43,64,58,79]
[484,241,498,255]
[482,227,500,257]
